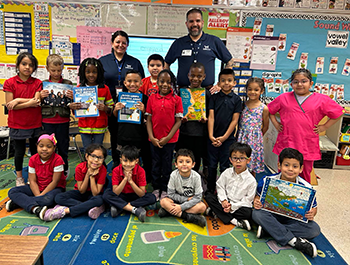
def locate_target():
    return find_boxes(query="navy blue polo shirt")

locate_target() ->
[99,51,145,100]
[209,90,242,140]
[165,33,232,88]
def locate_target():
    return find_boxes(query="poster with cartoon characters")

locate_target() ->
[73,86,99,118]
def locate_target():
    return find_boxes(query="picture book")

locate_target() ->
[260,177,316,223]
[179,88,206,121]
[42,82,73,107]
[117,92,143,124]
[73,86,99,118]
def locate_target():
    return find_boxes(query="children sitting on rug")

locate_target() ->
[252,148,320,258]
[204,142,256,230]
[6,133,66,220]
[43,144,107,221]
[158,149,207,227]
[103,145,156,222]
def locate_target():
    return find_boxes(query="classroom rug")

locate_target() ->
[0,152,347,265]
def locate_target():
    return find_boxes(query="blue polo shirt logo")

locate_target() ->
[203,45,211,51]
[125,64,133,69]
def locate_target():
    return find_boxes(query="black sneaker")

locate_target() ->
[294,237,318,258]
[34,206,48,220]
[157,207,170,218]
[186,213,206,228]
[6,200,20,212]
[110,206,123,218]
[236,219,251,231]
[134,207,146,222]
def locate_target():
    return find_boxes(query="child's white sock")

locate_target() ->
[131,207,137,214]
[230,218,238,226]
[32,206,39,214]
[288,237,297,246]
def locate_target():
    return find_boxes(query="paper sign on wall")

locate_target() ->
[287,42,299,60]
[278,34,287,51]
[207,13,229,30]
[315,57,324,74]
[341,58,350,76]
[250,36,279,71]
[253,18,262,35]
[326,30,349,48]
[299,52,308,68]
[329,57,338,74]
[226,27,253,63]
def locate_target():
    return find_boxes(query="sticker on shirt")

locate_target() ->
[181,49,192,56]
[203,45,211,51]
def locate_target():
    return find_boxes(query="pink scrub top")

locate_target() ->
[268,92,344,160]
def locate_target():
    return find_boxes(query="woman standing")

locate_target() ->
[99,31,145,165]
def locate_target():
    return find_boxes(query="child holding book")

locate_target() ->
[177,62,210,174]
[253,148,320,258]
[159,149,207,227]
[139,54,164,97]
[6,133,66,220]
[103,146,156,222]
[146,69,183,200]
[71,58,113,149]
[41,54,73,175]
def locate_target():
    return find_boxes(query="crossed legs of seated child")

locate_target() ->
[104,145,156,222]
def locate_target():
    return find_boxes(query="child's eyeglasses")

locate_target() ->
[89,154,104,161]
[291,80,309,85]
[231,156,248,162]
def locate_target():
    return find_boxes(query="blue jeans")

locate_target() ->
[8,185,64,213]
[80,133,105,151]
[103,189,156,210]
[207,138,235,192]
[55,190,104,217]
[150,142,176,192]
[43,122,69,172]
[252,209,321,246]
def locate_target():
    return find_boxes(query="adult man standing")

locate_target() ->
[165,8,234,89]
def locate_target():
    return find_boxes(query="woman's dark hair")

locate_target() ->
[157,69,177,91]
[111,30,129,45]
[16,52,38,73]
[78,58,105,88]
[84,144,107,160]
[290,68,312,82]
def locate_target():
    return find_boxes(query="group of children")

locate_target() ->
[3,51,345,258]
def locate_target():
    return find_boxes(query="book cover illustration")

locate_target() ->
[42,82,73,107]
[117,92,143,124]
[180,88,206,121]
[73,86,99,118]
[260,177,316,223]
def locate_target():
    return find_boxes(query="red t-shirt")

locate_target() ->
[140,76,158,97]
[145,90,183,143]
[3,75,42,129]
[42,77,72,124]
[28,153,66,192]
[112,164,146,194]
[74,161,107,192]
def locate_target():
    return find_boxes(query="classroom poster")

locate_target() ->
[76,26,121,61]
[0,11,5,45]
[33,3,50,50]
[226,27,253,63]
[117,92,143,124]
[260,177,316,223]
[101,4,147,35]
[51,3,100,38]
[180,88,206,120]
[250,36,279,70]
[73,86,99,118]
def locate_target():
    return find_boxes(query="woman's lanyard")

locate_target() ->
[115,59,123,87]
[191,41,201,63]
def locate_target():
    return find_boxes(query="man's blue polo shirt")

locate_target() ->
[165,33,232,88]
[209,90,242,140]
[99,51,145,100]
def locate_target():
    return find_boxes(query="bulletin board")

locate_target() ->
[243,11,350,101]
